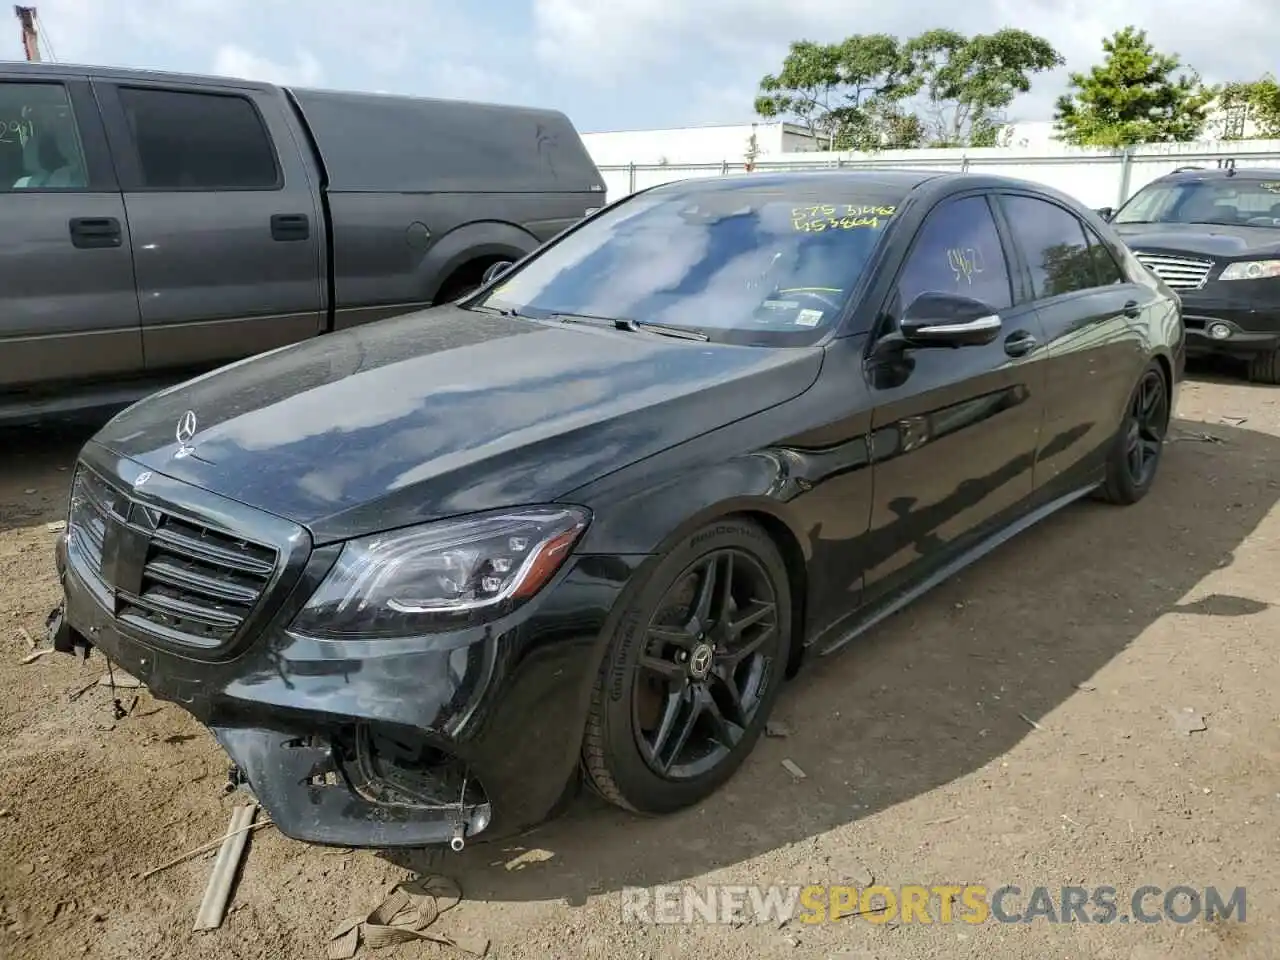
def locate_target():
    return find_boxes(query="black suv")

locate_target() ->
[1100,167,1280,383]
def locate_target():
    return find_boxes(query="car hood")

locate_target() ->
[1114,221,1280,258]
[92,306,823,542]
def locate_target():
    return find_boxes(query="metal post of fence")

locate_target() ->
[961,154,970,173]
[628,163,636,194]
[1116,148,1133,208]
[721,161,729,175]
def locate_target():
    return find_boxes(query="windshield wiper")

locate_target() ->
[549,312,710,342]
[467,303,525,318]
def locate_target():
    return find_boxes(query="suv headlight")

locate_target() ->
[290,506,590,639]
[1219,260,1280,281]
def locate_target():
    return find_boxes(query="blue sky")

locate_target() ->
[10,0,1279,133]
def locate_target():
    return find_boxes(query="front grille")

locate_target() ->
[1133,252,1214,290]
[67,466,279,649]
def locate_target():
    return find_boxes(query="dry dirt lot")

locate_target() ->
[2,365,1280,960]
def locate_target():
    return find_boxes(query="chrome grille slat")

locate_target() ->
[1133,251,1214,290]
[65,465,280,650]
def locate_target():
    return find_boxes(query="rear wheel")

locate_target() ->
[583,519,790,814]
[1096,362,1170,505]
[1247,348,1280,385]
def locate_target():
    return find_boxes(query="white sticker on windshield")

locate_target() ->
[795,308,824,327]
[762,299,799,310]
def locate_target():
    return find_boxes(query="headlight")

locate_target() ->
[1219,260,1280,281]
[290,506,590,639]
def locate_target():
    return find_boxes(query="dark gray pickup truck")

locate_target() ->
[0,62,605,423]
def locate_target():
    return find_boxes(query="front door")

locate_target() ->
[0,74,142,390]
[92,80,325,373]
[860,193,1048,605]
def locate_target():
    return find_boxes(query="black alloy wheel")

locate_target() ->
[1125,367,1168,488]
[632,548,777,781]
[583,519,791,814]
[1098,361,1169,505]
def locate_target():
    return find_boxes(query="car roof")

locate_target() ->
[1155,166,1280,183]
[646,169,1087,210]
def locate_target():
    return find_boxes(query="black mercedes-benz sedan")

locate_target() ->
[1101,166,1280,383]
[52,170,1184,851]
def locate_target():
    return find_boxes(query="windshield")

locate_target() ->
[1114,176,1280,227]
[474,179,909,343]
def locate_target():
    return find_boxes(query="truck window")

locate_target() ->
[116,87,280,190]
[0,81,88,191]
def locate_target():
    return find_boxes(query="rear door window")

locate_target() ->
[0,81,89,191]
[1000,195,1097,301]
[116,86,280,190]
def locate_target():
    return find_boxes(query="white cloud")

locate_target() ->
[211,45,324,87]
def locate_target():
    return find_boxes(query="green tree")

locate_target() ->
[1218,74,1280,139]
[756,29,1061,151]
[1054,27,1216,146]
[904,28,1063,147]
[754,35,920,150]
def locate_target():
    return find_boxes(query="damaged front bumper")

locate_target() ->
[54,444,638,848]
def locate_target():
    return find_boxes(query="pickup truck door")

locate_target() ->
[92,79,325,373]
[0,72,143,391]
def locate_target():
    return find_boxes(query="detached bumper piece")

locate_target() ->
[213,722,491,850]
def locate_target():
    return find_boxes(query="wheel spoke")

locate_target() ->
[709,665,750,727]
[1127,439,1144,477]
[714,553,734,622]
[652,686,702,772]
[686,560,716,632]
[701,687,742,748]
[727,599,774,640]
[1141,437,1161,459]
[720,624,775,668]
[648,625,696,649]
[638,654,684,681]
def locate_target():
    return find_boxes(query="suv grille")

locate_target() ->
[1133,252,1213,290]
[67,466,279,649]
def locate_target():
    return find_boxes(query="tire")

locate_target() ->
[1096,361,1170,506]
[582,518,791,814]
[1248,348,1280,385]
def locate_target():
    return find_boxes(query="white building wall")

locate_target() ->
[580,122,816,168]
[587,139,1280,211]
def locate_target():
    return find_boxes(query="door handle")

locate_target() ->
[270,213,310,241]
[1003,329,1038,357]
[1122,300,1141,318]
[68,216,122,249]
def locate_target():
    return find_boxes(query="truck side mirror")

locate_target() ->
[483,261,514,286]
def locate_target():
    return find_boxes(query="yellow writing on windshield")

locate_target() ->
[792,204,897,233]
[947,246,986,285]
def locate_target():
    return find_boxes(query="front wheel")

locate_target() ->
[1248,348,1280,385]
[1096,361,1170,505]
[582,518,791,814]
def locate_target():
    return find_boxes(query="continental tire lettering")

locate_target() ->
[610,613,643,701]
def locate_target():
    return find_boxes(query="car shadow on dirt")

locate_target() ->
[387,417,1280,903]
[0,419,99,536]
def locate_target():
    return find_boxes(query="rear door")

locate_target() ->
[92,79,324,373]
[994,193,1150,495]
[860,193,1049,605]
[0,71,142,390]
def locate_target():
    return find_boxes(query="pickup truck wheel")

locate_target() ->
[1247,348,1280,385]
[582,519,790,815]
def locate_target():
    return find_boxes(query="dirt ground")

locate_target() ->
[2,363,1280,960]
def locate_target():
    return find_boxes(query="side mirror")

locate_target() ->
[482,261,514,286]
[1095,207,1115,222]
[899,292,1002,348]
